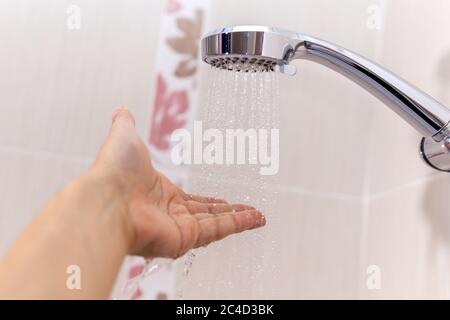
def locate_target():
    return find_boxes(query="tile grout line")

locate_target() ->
[269,184,364,203]
[0,144,93,165]
[1,144,442,204]
[188,173,366,203]
[368,172,443,201]
[189,171,444,205]
[357,0,391,299]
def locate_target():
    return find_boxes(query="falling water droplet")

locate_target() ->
[180,64,281,299]
[183,251,196,277]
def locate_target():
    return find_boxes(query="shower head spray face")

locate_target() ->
[206,56,279,72]
[201,25,299,74]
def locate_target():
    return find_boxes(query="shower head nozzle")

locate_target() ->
[201,25,300,74]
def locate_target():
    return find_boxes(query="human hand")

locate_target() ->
[93,107,266,259]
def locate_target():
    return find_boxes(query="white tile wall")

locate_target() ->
[364,175,450,299]
[358,0,450,299]
[0,0,164,260]
[0,0,163,159]
[0,147,89,254]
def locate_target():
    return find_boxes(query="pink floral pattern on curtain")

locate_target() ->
[120,0,210,300]
[150,74,189,150]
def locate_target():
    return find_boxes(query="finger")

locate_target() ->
[194,210,266,247]
[95,106,137,164]
[111,106,136,128]
[185,201,233,214]
[231,203,256,212]
[193,211,240,221]
[182,193,227,204]
[192,206,256,220]
[186,201,255,215]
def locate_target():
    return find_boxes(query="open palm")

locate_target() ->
[94,107,266,258]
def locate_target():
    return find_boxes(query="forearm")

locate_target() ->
[0,107,266,299]
[0,169,134,299]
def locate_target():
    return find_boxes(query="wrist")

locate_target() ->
[80,167,137,252]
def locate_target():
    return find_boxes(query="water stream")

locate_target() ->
[116,66,281,299]
[177,67,281,299]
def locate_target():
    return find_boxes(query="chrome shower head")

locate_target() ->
[201,25,299,74]
[201,25,450,172]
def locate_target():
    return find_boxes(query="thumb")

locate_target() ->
[103,106,137,150]
[94,106,138,166]
[111,106,136,129]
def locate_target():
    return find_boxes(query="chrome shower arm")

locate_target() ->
[201,25,450,172]
[291,35,450,138]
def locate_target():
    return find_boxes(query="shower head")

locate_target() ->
[201,25,450,172]
[201,25,300,74]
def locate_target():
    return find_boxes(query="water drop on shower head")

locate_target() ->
[276,64,297,76]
